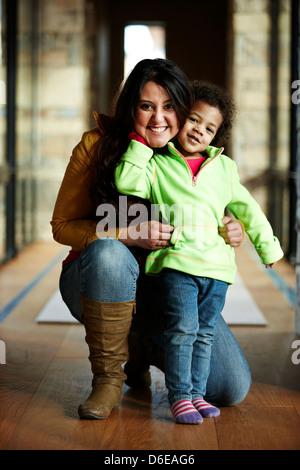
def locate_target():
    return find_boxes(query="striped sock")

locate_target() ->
[170,400,203,424]
[192,398,220,418]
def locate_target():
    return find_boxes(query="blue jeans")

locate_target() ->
[60,238,251,406]
[159,269,228,404]
[59,238,140,319]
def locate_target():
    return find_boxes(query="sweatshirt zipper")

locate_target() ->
[170,148,199,186]
[170,145,224,186]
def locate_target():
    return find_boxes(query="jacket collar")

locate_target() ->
[93,112,111,137]
[167,141,224,160]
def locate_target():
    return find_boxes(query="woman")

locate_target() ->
[51,58,251,420]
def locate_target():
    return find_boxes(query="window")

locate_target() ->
[124,24,166,78]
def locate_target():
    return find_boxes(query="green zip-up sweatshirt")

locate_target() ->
[115,140,283,284]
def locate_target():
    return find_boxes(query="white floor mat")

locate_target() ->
[222,273,267,325]
[36,289,79,323]
[35,273,267,326]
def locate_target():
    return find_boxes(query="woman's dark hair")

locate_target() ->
[190,80,236,146]
[90,58,191,207]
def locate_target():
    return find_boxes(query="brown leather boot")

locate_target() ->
[78,297,134,419]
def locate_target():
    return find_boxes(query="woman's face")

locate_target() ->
[134,81,180,148]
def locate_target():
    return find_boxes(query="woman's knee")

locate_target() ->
[206,314,252,406]
[82,238,138,275]
[80,238,139,302]
[83,238,131,268]
[205,366,252,407]
[219,369,252,407]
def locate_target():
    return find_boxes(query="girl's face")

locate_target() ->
[177,100,223,158]
[134,81,180,148]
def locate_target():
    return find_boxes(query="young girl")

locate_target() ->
[114,80,283,424]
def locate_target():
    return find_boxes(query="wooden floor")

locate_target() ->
[0,240,299,451]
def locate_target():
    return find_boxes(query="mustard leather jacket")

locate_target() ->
[51,113,121,252]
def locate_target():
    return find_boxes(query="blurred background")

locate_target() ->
[0,0,296,268]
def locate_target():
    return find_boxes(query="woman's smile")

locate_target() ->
[148,126,169,133]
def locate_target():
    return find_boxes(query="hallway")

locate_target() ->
[0,240,299,450]
[0,0,298,452]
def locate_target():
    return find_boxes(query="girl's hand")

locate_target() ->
[265,262,278,269]
[218,216,244,247]
[119,220,174,250]
[128,132,150,147]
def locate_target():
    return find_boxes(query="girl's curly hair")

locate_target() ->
[190,80,237,147]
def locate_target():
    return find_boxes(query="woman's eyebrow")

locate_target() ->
[138,99,173,104]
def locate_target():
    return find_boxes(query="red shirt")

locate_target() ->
[186,156,207,176]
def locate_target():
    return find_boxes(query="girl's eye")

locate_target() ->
[207,127,214,134]
[165,103,175,110]
[189,117,197,123]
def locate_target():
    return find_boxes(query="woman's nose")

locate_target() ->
[151,107,165,123]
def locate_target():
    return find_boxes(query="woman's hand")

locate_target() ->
[118,220,174,250]
[120,216,244,250]
[218,216,244,248]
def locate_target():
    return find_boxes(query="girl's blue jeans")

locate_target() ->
[159,268,228,404]
[60,238,251,406]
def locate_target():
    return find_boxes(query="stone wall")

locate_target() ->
[16,0,96,245]
[37,0,90,241]
[231,0,291,214]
